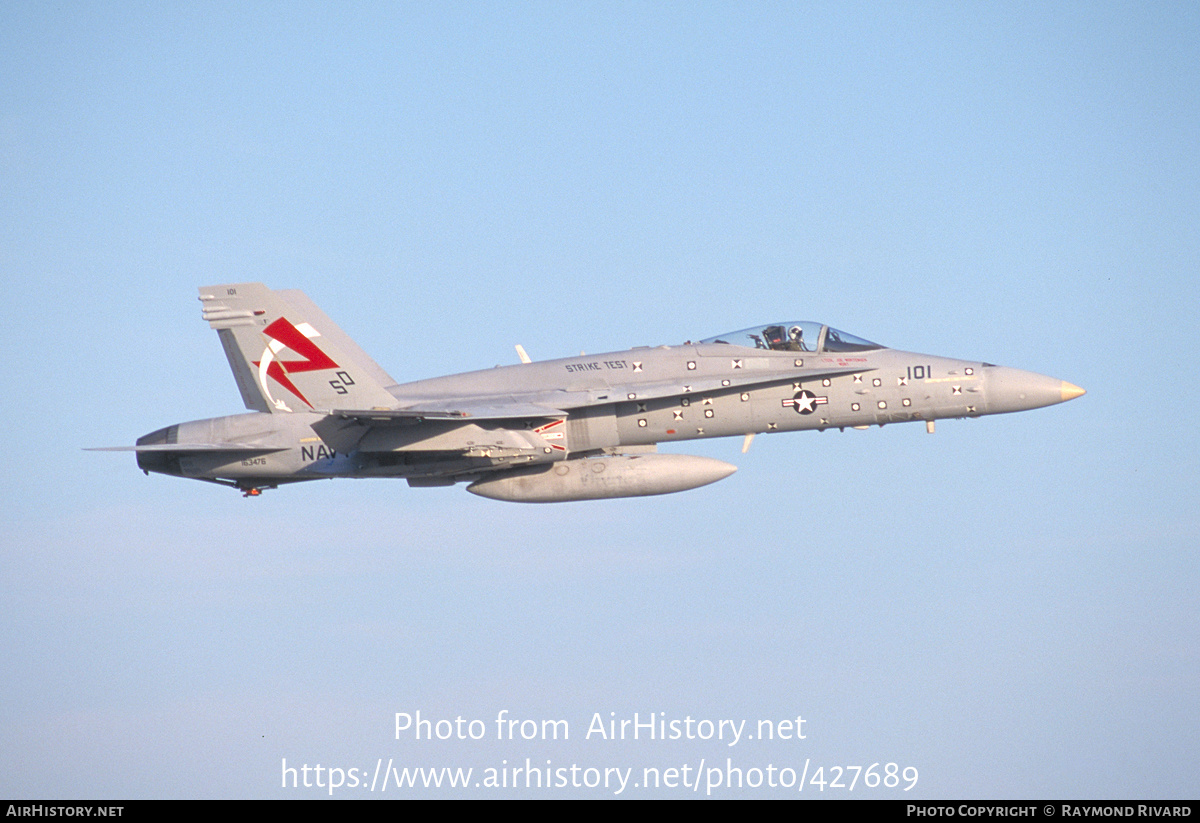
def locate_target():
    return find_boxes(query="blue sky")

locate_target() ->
[2,2,1197,798]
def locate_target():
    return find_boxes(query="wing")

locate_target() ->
[327,401,566,422]
[311,400,569,454]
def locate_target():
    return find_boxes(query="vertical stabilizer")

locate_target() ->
[198,283,398,413]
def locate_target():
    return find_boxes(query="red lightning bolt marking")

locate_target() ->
[254,318,340,408]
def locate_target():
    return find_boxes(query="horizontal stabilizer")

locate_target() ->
[87,444,288,453]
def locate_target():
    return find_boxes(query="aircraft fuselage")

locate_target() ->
[111,285,1083,500]
[134,341,1081,493]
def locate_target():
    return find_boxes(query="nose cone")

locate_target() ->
[985,366,1085,414]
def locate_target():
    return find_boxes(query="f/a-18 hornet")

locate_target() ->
[107,283,1085,502]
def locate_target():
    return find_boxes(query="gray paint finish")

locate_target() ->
[101,284,1085,502]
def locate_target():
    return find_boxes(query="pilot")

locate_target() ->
[788,325,805,352]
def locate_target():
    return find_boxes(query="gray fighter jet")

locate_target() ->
[102,283,1085,502]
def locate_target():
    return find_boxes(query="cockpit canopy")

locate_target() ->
[700,322,882,353]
